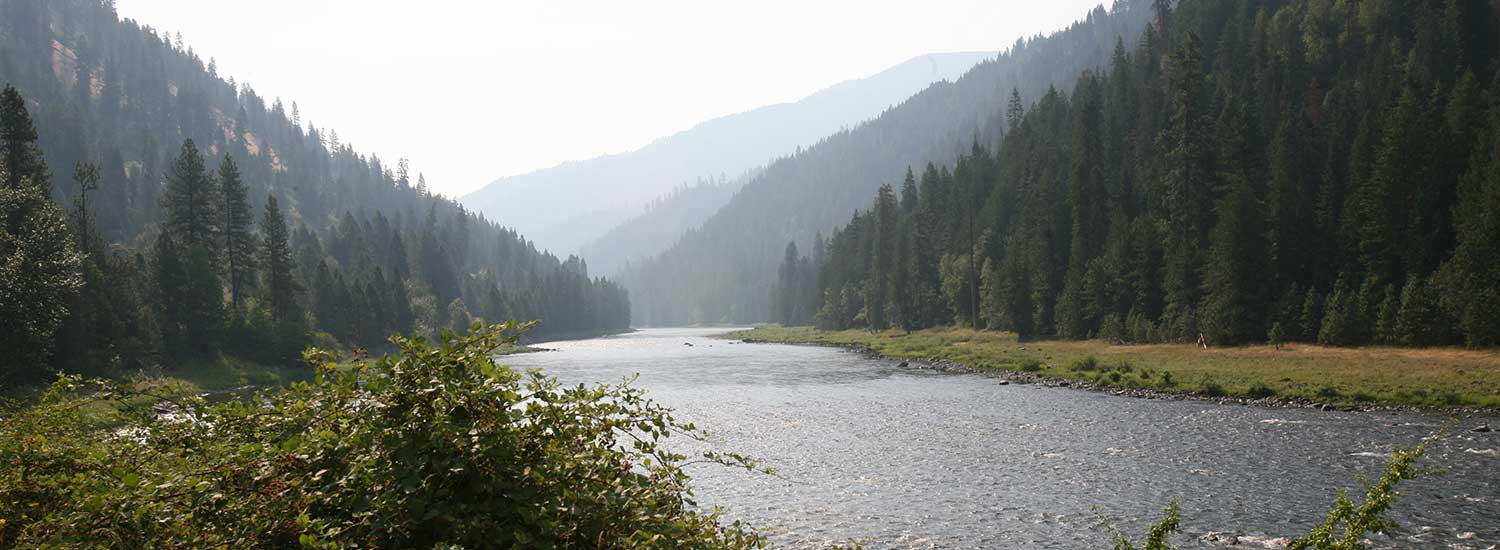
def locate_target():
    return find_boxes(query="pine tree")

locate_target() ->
[1006,88,1025,133]
[1200,176,1270,345]
[774,241,801,324]
[1395,274,1453,347]
[259,195,301,325]
[1160,33,1213,329]
[1057,73,1107,339]
[867,184,899,330]
[1438,103,1500,346]
[1267,114,1312,289]
[220,154,256,310]
[0,86,82,381]
[163,139,220,251]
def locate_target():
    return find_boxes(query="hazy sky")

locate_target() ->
[115,1,1111,197]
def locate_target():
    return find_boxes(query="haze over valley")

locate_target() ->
[2,0,1498,548]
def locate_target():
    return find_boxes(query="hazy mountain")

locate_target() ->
[461,51,995,256]
[578,174,744,276]
[618,2,1156,326]
[0,0,629,379]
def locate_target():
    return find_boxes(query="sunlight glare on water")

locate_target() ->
[504,328,1500,549]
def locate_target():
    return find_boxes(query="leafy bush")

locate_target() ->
[1108,434,1437,550]
[0,322,766,548]
[1200,379,1226,397]
[1288,436,1438,549]
[1019,359,1044,372]
[1104,499,1181,550]
[1317,385,1343,399]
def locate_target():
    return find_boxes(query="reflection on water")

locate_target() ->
[504,328,1500,549]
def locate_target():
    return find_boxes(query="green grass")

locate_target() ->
[722,326,1500,408]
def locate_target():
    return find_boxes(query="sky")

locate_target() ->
[114,1,1112,198]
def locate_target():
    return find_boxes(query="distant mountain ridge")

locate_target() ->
[461,51,995,256]
[579,175,742,276]
[618,2,1157,326]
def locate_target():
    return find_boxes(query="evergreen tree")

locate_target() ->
[163,139,220,251]
[220,154,256,311]
[259,195,301,325]
[1438,104,1500,346]
[0,86,81,382]
[1159,33,1213,336]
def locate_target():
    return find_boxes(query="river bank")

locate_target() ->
[721,326,1500,412]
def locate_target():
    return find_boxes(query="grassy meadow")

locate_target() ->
[722,326,1500,409]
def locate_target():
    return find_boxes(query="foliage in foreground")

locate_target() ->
[0,322,765,549]
[1110,435,1436,550]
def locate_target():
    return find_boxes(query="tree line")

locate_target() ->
[0,0,630,385]
[775,0,1500,348]
[617,0,1158,326]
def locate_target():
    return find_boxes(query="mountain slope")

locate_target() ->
[579,175,743,276]
[620,1,1155,326]
[0,0,627,380]
[461,51,994,256]
[787,0,1500,350]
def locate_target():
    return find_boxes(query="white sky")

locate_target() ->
[115,1,1111,198]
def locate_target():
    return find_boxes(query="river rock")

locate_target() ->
[1238,535,1292,548]
[997,380,1009,385]
[1472,424,1491,433]
[1200,532,1291,549]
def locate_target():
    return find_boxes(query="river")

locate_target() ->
[503,327,1500,549]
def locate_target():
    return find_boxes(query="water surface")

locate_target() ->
[505,328,1500,549]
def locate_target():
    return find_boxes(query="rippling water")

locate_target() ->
[504,328,1500,549]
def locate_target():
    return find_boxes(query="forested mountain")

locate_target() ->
[620,1,1157,326]
[579,174,743,276]
[461,52,994,257]
[778,0,1500,348]
[0,0,627,384]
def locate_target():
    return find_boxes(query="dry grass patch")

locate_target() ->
[723,326,1500,408]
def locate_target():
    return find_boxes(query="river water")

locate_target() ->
[504,328,1500,549]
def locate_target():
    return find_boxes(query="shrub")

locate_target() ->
[1247,383,1277,399]
[1071,356,1101,372]
[1316,385,1342,399]
[1019,358,1044,372]
[1110,434,1437,550]
[0,322,766,548]
[1201,378,1226,397]
[1288,435,1439,549]
[1105,498,1180,550]
[1161,371,1176,388]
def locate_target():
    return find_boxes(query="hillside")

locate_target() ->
[0,0,627,383]
[782,0,1500,349]
[579,174,743,276]
[620,1,1156,326]
[460,51,995,256]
